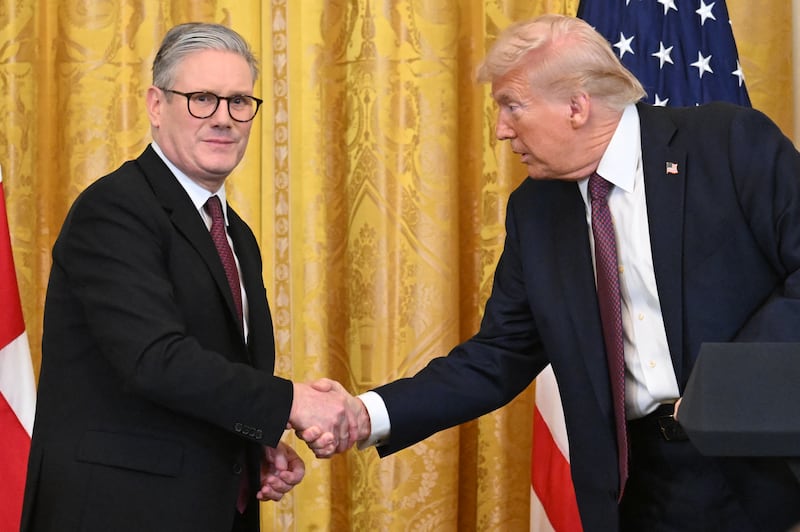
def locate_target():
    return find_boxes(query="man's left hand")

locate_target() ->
[257,441,305,502]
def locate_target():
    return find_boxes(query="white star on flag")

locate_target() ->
[696,1,717,26]
[732,60,745,87]
[658,0,677,15]
[690,51,714,78]
[614,32,635,59]
[652,42,674,69]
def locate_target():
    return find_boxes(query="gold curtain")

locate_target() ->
[0,0,792,530]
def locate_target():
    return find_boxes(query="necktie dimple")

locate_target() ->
[588,172,628,498]
[204,195,244,329]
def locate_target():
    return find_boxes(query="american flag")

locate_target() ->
[577,0,751,107]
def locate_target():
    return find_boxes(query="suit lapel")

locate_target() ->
[638,103,686,386]
[135,147,246,342]
[227,209,268,362]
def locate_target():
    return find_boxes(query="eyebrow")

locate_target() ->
[493,91,517,104]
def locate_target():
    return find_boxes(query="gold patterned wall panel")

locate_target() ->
[270,1,468,529]
[729,0,794,139]
[1,1,41,373]
[469,3,576,529]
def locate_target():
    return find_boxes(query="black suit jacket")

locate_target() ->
[21,146,293,532]
[373,102,800,530]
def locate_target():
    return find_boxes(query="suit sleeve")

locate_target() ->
[727,107,800,341]
[373,191,549,455]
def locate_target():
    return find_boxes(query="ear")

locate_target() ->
[568,91,591,128]
[146,86,162,128]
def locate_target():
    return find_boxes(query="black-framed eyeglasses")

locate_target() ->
[161,89,263,122]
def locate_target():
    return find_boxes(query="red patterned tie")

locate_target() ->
[588,172,628,499]
[204,196,243,328]
[205,196,249,512]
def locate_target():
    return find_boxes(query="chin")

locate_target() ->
[203,156,240,174]
[525,166,545,179]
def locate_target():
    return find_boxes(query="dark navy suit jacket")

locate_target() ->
[373,102,800,531]
[22,146,293,532]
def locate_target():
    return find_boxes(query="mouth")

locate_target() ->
[205,138,236,145]
[510,145,529,162]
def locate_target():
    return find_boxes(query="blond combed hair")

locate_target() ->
[477,14,645,110]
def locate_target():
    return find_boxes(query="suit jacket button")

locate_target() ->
[234,423,243,433]
[233,463,243,474]
[255,430,262,440]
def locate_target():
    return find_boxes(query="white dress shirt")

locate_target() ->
[578,104,680,419]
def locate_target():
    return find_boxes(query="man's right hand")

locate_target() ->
[288,378,371,458]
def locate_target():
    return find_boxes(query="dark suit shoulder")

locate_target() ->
[509,176,579,209]
[74,147,162,203]
[58,148,178,244]
[638,101,776,136]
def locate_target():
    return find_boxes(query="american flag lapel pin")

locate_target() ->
[666,161,679,175]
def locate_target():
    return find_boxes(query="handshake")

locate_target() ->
[257,379,371,502]
[288,378,372,458]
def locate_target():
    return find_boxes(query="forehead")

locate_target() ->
[490,66,534,102]
[173,49,254,91]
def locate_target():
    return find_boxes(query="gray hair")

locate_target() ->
[152,22,259,88]
[477,14,645,110]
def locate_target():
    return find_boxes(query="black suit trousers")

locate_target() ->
[620,411,800,532]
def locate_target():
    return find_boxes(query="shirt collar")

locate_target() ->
[151,141,229,224]
[595,104,640,193]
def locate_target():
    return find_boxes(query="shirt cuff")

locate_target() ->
[357,391,390,449]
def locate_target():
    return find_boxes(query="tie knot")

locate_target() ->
[205,195,224,222]
[588,172,613,202]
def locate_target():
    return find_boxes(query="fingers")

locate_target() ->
[289,381,350,436]
[258,442,305,501]
[309,378,335,392]
[289,379,371,457]
[296,428,338,458]
[295,425,323,442]
[311,440,337,459]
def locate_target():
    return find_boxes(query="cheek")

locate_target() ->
[518,121,545,150]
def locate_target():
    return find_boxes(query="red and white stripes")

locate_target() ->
[0,166,36,531]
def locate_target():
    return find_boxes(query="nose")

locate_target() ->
[495,113,515,141]
[209,99,233,125]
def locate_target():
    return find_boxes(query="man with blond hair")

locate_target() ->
[305,14,800,532]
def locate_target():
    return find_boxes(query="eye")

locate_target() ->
[192,92,215,104]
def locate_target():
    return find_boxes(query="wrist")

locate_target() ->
[356,399,372,441]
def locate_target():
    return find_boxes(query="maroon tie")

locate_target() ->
[588,172,628,498]
[204,196,243,328]
[205,196,249,512]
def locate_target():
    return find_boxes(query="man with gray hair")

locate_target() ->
[21,22,362,532]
